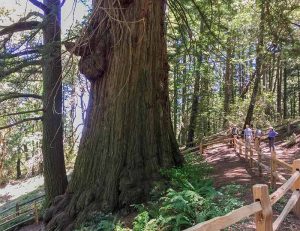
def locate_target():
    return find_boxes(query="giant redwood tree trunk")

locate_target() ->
[42,0,67,203]
[45,1,182,230]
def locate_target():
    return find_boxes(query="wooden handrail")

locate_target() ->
[270,171,300,205]
[0,194,45,216]
[202,138,233,147]
[0,194,44,230]
[181,146,200,154]
[273,190,300,230]
[185,137,300,231]
[274,158,293,171]
[183,201,262,231]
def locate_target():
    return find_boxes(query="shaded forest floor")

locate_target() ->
[2,122,300,231]
[203,123,300,230]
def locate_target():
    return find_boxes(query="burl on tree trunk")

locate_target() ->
[45,1,182,230]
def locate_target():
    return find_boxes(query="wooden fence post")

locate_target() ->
[250,148,253,168]
[34,201,39,223]
[255,138,259,150]
[271,150,277,188]
[253,184,273,231]
[16,203,19,216]
[245,144,249,161]
[258,148,262,177]
[199,141,203,155]
[292,159,300,218]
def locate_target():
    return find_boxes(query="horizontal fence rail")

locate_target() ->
[183,136,300,231]
[0,194,45,231]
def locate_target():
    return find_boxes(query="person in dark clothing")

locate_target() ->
[231,125,239,146]
[268,127,278,151]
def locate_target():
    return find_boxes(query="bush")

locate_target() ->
[285,133,297,147]
[76,153,244,231]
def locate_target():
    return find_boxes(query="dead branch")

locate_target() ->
[0,21,41,36]
[0,109,43,117]
[0,117,42,130]
[0,93,42,103]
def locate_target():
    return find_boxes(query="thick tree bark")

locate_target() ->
[42,0,67,203]
[45,1,182,230]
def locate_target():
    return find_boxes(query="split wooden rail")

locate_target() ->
[0,194,44,231]
[184,137,300,231]
[233,138,291,188]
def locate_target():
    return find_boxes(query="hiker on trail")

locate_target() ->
[268,127,278,152]
[244,125,253,148]
[231,125,239,146]
[254,127,263,150]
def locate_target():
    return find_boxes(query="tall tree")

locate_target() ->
[276,56,282,119]
[0,0,68,202]
[42,0,68,202]
[224,37,233,126]
[244,0,266,127]
[45,1,183,229]
[187,55,201,145]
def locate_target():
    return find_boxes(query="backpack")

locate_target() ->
[255,129,262,137]
[231,127,238,135]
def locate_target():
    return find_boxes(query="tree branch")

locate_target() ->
[0,109,43,117]
[0,117,42,130]
[0,93,42,103]
[19,11,44,21]
[0,60,42,80]
[0,49,40,59]
[0,21,41,36]
[292,22,300,28]
[28,0,50,13]
[61,0,66,7]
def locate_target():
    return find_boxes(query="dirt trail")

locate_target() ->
[203,136,300,231]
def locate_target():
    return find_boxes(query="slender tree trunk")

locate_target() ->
[173,64,178,136]
[180,55,187,144]
[277,57,282,119]
[42,0,67,203]
[298,70,300,116]
[45,1,182,230]
[16,157,21,179]
[224,38,233,126]
[244,0,265,128]
[283,66,288,119]
[187,55,201,145]
[292,87,296,118]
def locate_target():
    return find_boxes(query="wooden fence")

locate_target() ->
[183,137,300,231]
[233,138,291,187]
[0,194,44,231]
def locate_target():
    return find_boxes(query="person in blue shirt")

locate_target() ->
[244,125,253,148]
[268,127,278,152]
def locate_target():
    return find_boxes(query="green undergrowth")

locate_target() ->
[76,153,245,231]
